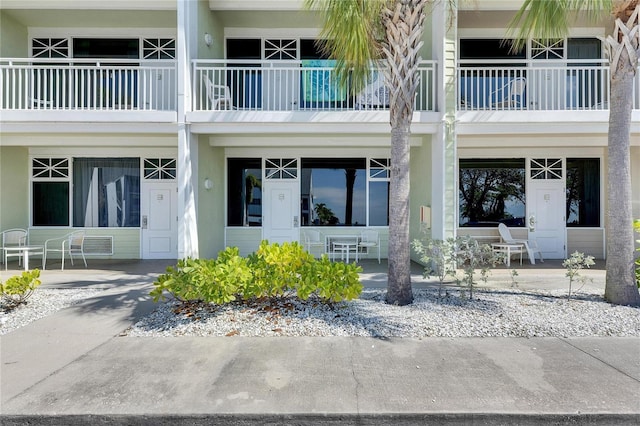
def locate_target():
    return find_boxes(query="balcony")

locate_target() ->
[457,59,637,111]
[192,60,436,113]
[0,58,177,122]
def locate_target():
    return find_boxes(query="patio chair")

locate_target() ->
[1,228,28,266]
[358,229,381,264]
[497,223,543,265]
[43,230,87,271]
[202,74,233,110]
[490,77,526,109]
[301,229,325,257]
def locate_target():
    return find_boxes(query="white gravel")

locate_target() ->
[0,288,103,335]
[127,287,640,338]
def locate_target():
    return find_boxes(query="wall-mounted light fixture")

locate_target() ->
[204,178,213,190]
[204,32,213,47]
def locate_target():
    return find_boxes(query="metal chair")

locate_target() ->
[44,231,87,270]
[1,228,28,266]
[301,229,325,257]
[358,229,381,264]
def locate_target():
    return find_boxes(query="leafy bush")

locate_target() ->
[0,269,42,310]
[412,237,458,299]
[562,251,595,300]
[455,236,502,300]
[151,241,363,306]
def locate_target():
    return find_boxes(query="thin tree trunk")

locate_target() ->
[605,48,640,305]
[604,4,640,306]
[382,0,426,305]
[387,124,413,305]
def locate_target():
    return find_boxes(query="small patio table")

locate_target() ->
[3,245,44,271]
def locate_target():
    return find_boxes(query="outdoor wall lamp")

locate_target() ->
[204,33,213,47]
[204,178,213,190]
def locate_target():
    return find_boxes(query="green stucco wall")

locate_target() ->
[0,147,29,230]
[410,137,433,254]
[197,138,225,259]
[0,11,28,57]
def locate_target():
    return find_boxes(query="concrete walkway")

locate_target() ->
[1,260,639,425]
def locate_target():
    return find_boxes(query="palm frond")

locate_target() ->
[305,0,387,94]
[507,0,613,52]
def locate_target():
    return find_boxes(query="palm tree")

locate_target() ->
[306,0,428,305]
[509,0,640,306]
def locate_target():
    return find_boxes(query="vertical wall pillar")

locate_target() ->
[431,0,457,240]
[177,0,199,258]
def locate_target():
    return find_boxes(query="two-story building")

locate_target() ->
[1,0,638,265]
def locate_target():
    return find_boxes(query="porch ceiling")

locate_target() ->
[1,9,176,29]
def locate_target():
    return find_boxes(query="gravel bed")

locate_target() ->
[127,288,640,338]
[0,288,103,335]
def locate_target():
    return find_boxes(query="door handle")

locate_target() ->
[293,215,299,227]
[528,215,536,232]
[142,215,148,229]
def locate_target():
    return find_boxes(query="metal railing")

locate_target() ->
[0,58,177,111]
[457,59,634,111]
[193,59,437,112]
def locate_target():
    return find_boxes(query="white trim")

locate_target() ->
[458,147,603,158]
[29,28,177,39]
[30,147,177,157]
[224,28,320,38]
[224,147,391,158]
[458,27,604,39]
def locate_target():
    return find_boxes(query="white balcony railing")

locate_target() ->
[193,60,437,112]
[0,58,177,111]
[456,59,640,111]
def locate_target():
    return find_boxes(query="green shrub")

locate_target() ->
[150,247,252,304]
[150,241,363,306]
[0,269,42,310]
[412,237,458,299]
[562,251,595,300]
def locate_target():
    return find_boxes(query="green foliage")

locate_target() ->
[455,236,502,300]
[413,236,502,300]
[634,219,640,288]
[0,269,42,310]
[151,241,363,306]
[562,251,595,300]
[412,237,458,299]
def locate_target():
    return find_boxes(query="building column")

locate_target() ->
[430,0,458,240]
[177,0,199,258]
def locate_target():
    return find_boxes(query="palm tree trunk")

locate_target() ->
[382,0,426,305]
[605,18,640,305]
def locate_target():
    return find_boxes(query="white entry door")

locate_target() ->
[528,159,566,259]
[262,158,300,244]
[141,182,178,259]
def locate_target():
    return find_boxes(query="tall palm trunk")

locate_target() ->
[604,3,640,305]
[382,0,426,305]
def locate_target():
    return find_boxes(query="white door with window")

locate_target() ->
[262,158,300,244]
[528,159,566,259]
[141,182,178,259]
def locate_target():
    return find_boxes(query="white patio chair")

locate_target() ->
[497,223,543,265]
[201,74,233,110]
[490,77,526,109]
[301,229,325,257]
[358,229,381,264]
[43,230,87,271]
[1,228,28,266]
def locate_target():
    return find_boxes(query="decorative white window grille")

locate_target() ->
[530,158,563,180]
[265,158,297,179]
[264,39,297,60]
[531,39,564,60]
[142,38,176,60]
[32,38,70,58]
[369,158,391,180]
[144,158,177,180]
[32,158,70,179]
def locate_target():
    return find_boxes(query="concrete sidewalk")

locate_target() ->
[1,260,639,424]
